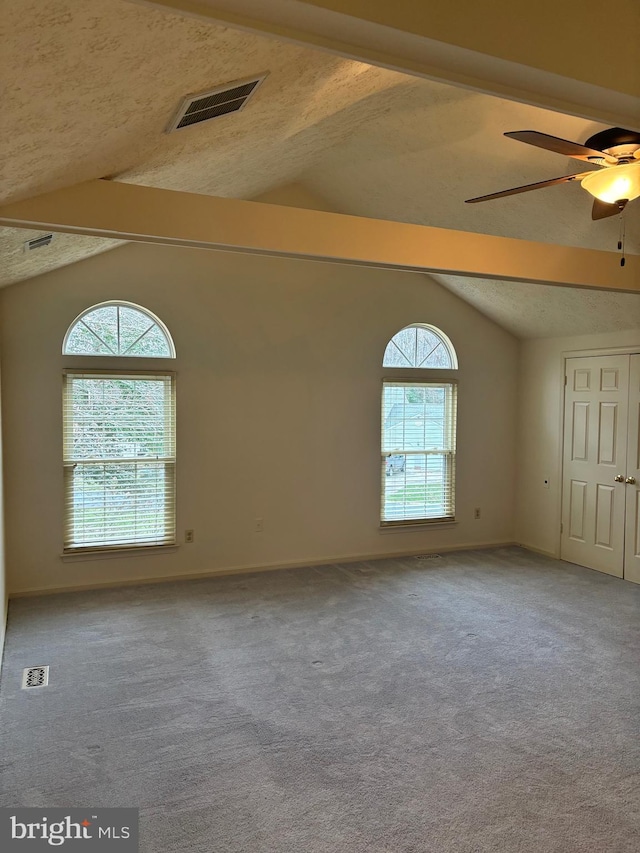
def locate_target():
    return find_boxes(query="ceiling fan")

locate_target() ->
[465,127,640,220]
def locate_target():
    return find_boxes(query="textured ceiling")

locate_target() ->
[300,93,640,253]
[1,0,638,338]
[1,0,406,207]
[432,275,640,340]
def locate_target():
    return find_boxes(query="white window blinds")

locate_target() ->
[381,381,457,524]
[63,372,176,551]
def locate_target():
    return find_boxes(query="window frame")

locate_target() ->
[62,300,176,358]
[380,376,457,527]
[382,323,458,370]
[62,300,177,557]
[62,368,177,554]
[380,324,458,529]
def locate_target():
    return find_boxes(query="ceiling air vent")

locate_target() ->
[24,233,53,252]
[166,73,268,133]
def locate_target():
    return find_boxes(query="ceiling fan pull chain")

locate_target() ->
[618,213,626,267]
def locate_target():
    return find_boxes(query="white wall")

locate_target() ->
[516,328,640,556]
[1,242,518,594]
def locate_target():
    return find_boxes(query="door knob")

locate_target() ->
[614,474,625,482]
[626,476,637,485]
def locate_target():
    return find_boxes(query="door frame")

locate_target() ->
[558,344,640,564]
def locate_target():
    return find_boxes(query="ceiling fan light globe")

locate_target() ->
[581,163,640,203]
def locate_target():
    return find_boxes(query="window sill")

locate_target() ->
[60,544,180,562]
[379,520,458,534]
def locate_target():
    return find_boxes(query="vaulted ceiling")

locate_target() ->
[1,0,638,338]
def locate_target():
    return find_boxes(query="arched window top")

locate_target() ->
[63,301,175,358]
[383,324,457,369]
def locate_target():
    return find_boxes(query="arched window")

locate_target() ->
[383,324,457,369]
[63,301,175,358]
[62,302,176,553]
[381,324,458,525]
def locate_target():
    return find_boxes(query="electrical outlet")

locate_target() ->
[474,507,481,520]
[185,529,194,544]
[254,517,264,533]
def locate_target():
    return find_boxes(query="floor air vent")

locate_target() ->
[21,666,49,689]
[167,74,268,132]
[414,554,443,560]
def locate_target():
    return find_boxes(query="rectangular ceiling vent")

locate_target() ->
[166,73,268,133]
[21,665,50,689]
[24,233,53,252]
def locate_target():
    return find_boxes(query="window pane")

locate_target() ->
[381,381,456,523]
[82,306,119,354]
[382,453,451,521]
[63,302,174,357]
[382,385,446,452]
[382,339,413,367]
[63,373,176,551]
[118,307,172,357]
[65,322,114,356]
[68,377,172,460]
[118,307,154,354]
[69,461,173,547]
[125,322,172,358]
[383,324,455,368]
[415,329,442,367]
[390,326,417,366]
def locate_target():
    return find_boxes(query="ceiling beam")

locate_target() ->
[129,0,640,129]
[0,179,637,293]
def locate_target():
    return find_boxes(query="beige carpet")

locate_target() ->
[1,547,639,852]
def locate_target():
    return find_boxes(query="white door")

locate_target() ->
[624,355,640,583]
[561,355,629,578]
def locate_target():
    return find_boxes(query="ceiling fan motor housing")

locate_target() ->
[585,128,640,161]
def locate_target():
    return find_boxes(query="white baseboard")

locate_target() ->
[516,542,559,559]
[9,539,517,598]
